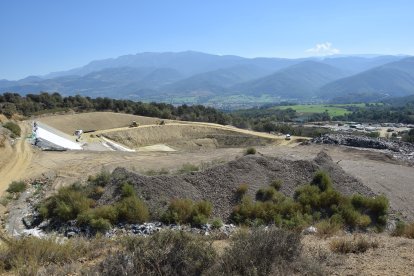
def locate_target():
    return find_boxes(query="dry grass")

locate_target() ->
[329,235,379,254]
[405,223,414,239]
[315,220,342,238]
[0,235,106,275]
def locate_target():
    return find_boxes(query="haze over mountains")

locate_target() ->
[1,51,413,107]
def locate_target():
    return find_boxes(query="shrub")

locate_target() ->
[92,231,216,275]
[89,170,111,187]
[311,171,332,192]
[351,194,389,226]
[3,121,21,137]
[177,163,199,174]
[211,218,223,229]
[90,205,119,224]
[120,182,135,198]
[161,199,212,226]
[256,187,277,202]
[215,227,301,275]
[39,185,94,221]
[115,196,149,223]
[0,236,93,274]
[235,184,248,199]
[89,218,112,232]
[392,221,406,237]
[330,236,379,254]
[316,220,342,238]
[6,181,26,194]
[245,147,256,155]
[294,184,321,211]
[270,179,282,191]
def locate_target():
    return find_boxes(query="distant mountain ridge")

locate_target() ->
[0,51,412,105]
[319,57,414,102]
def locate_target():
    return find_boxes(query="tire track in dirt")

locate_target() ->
[0,122,33,195]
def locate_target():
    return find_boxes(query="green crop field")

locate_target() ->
[273,103,365,117]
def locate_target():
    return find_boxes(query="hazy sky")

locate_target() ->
[1,0,413,79]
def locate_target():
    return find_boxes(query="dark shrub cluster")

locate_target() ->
[161,199,212,227]
[231,171,389,230]
[2,121,21,137]
[90,227,321,276]
[6,181,27,194]
[38,175,149,232]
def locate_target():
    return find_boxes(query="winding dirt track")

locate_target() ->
[0,122,33,195]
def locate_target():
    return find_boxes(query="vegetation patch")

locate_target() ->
[231,171,389,231]
[2,121,21,137]
[38,175,149,233]
[6,181,27,194]
[161,199,212,226]
[245,147,256,155]
[177,163,199,174]
[329,236,379,254]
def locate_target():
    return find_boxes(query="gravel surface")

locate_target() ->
[311,134,414,165]
[99,151,375,220]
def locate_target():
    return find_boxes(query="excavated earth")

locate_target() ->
[311,134,414,165]
[99,151,376,220]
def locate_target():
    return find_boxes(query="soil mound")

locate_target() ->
[104,124,274,150]
[99,151,375,220]
[311,134,414,164]
[38,112,163,134]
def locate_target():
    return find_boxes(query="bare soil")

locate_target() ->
[37,112,167,134]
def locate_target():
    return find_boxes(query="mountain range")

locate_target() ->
[1,51,414,106]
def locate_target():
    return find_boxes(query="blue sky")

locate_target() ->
[1,0,413,79]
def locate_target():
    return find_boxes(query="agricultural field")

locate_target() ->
[273,103,366,117]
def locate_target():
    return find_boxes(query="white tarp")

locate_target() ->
[36,126,82,150]
[101,137,135,152]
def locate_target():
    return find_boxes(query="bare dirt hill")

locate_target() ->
[103,124,276,150]
[38,112,165,134]
[99,151,375,220]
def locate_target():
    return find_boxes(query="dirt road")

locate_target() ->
[0,122,33,195]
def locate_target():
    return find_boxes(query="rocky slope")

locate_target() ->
[99,152,375,220]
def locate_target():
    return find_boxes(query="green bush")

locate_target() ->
[211,218,223,229]
[39,185,94,221]
[235,184,248,200]
[231,171,389,230]
[351,194,389,225]
[91,205,119,224]
[256,187,277,202]
[88,170,111,187]
[6,181,26,193]
[161,199,212,226]
[245,147,256,155]
[3,121,21,137]
[121,183,135,198]
[89,218,112,232]
[116,196,149,223]
[270,179,282,191]
[311,171,332,192]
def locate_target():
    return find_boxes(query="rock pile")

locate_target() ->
[311,134,414,164]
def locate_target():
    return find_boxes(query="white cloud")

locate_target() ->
[306,42,340,56]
